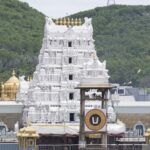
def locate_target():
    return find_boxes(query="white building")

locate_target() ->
[21,17,110,125]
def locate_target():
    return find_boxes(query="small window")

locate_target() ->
[118,89,125,95]
[69,57,72,64]
[68,41,72,47]
[69,93,74,100]
[70,113,75,121]
[59,40,61,45]
[78,40,80,45]
[49,40,52,45]
[59,40,64,45]
[69,74,73,80]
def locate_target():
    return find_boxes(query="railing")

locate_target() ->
[0,143,149,150]
[38,144,78,150]
[0,143,18,150]
[38,144,150,150]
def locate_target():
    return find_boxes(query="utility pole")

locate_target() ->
[107,0,116,6]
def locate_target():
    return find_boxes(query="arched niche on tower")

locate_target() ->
[133,121,145,136]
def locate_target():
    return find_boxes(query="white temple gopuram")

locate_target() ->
[20,17,110,125]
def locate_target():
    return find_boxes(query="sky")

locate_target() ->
[20,0,150,18]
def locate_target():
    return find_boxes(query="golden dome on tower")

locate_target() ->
[2,70,20,100]
[4,70,19,85]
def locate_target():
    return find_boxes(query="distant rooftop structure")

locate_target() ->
[107,0,116,6]
[112,84,150,101]
[111,85,150,114]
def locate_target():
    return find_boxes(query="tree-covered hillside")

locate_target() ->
[70,5,150,87]
[0,0,45,81]
[0,0,150,87]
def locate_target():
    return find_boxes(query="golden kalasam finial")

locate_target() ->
[67,18,70,26]
[63,18,67,25]
[78,19,81,26]
[78,18,82,25]
[62,18,64,25]
[74,18,78,26]
[55,19,59,25]
[59,18,63,25]
[57,19,60,25]
[71,18,74,26]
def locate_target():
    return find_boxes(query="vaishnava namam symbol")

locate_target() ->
[90,114,101,125]
[85,109,106,131]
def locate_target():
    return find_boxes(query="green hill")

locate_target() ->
[0,0,45,81]
[0,0,150,87]
[70,5,150,87]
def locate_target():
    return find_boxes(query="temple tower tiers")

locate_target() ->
[24,17,109,124]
